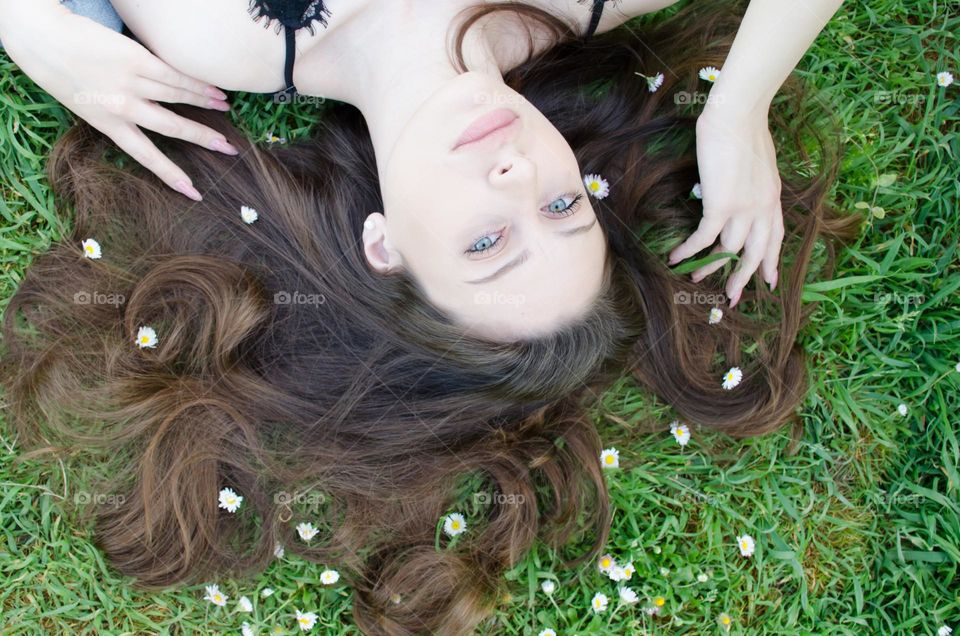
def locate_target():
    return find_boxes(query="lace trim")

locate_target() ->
[248,0,332,35]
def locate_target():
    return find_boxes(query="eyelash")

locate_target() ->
[465,192,584,254]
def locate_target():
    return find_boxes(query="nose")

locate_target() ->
[488,153,535,189]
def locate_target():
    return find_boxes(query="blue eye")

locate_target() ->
[467,233,502,254]
[544,193,584,217]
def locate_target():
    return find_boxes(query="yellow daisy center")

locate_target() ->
[600,558,611,568]
[589,182,600,191]
[722,616,731,625]
[451,520,460,529]
[654,596,665,607]
[604,455,614,464]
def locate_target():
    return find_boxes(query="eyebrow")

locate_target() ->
[464,219,598,285]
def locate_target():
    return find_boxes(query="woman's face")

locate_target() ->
[364,72,607,341]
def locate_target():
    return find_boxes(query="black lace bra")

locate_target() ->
[249,0,610,96]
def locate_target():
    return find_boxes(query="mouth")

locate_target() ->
[453,108,520,151]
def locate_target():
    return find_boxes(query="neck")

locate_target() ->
[313,1,506,179]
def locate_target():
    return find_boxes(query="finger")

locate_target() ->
[110,124,203,200]
[668,215,726,264]
[726,222,771,307]
[133,102,239,155]
[690,244,731,282]
[761,204,785,290]
[690,219,751,282]
[137,56,227,100]
[136,78,230,112]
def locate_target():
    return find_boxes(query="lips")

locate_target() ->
[453,108,519,150]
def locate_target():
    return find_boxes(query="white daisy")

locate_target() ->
[295,609,318,631]
[538,630,557,636]
[320,569,340,585]
[260,588,275,598]
[697,572,709,583]
[691,182,703,199]
[737,533,756,557]
[709,307,723,324]
[651,595,666,613]
[296,521,319,542]
[937,71,954,87]
[241,205,259,224]
[204,584,228,607]
[237,596,253,612]
[897,403,908,417]
[600,447,620,469]
[136,325,158,349]
[541,579,556,595]
[699,66,721,82]
[583,174,610,200]
[647,72,665,92]
[274,543,285,558]
[621,562,635,579]
[591,592,609,613]
[443,512,467,536]
[660,567,670,577]
[719,613,733,631]
[722,366,743,390]
[218,487,243,513]
[241,622,255,636]
[597,553,616,574]
[938,626,953,636]
[81,238,102,259]
[619,587,639,604]
[609,565,627,582]
[670,421,691,446]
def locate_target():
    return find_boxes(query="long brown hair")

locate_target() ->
[0,1,858,634]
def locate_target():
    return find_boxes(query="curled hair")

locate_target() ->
[0,1,858,634]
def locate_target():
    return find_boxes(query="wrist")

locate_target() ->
[699,86,771,129]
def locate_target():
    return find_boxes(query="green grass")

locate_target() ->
[1,1,958,634]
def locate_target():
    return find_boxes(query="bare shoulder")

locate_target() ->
[526,0,683,35]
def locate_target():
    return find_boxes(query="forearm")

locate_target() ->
[706,0,845,121]
[0,0,69,50]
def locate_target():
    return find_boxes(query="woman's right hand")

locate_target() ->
[0,0,237,200]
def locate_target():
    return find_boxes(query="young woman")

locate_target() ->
[0,1,858,634]
[0,0,845,339]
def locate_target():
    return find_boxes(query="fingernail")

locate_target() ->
[729,290,741,308]
[208,98,231,112]
[770,271,778,291]
[205,86,228,100]
[175,180,203,201]
[210,138,239,155]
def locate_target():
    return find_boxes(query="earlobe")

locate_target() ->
[362,212,402,274]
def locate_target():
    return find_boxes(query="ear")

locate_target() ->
[362,212,403,274]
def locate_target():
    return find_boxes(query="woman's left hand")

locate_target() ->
[668,106,784,308]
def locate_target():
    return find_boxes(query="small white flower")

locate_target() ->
[691,182,703,199]
[597,553,616,574]
[719,613,733,631]
[240,205,259,224]
[737,533,756,557]
[722,366,743,390]
[647,72,665,92]
[937,625,953,636]
[443,512,467,536]
[955,361,960,373]
[295,609,318,631]
[619,587,639,604]
[274,543,285,558]
[699,66,721,82]
[936,71,954,87]
[541,579,556,595]
[81,238,102,259]
[296,522,319,542]
[136,325,158,349]
[241,622,255,636]
[204,584,228,607]
[697,572,709,583]
[660,567,670,577]
[583,174,610,200]
[260,588,274,598]
[609,565,627,582]
[670,421,691,446]
[320,569,340,585]
[218,487,243,513]
[390,593,402,604]
[709,307,723,324]
[237,596,253,612]
[591,592,609,613]
[621,562,635,579]
[600,447,620,469]
[265,131,287,144]
[538,630,557,636]
[897,403,908,417]
[652,544,661,554]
